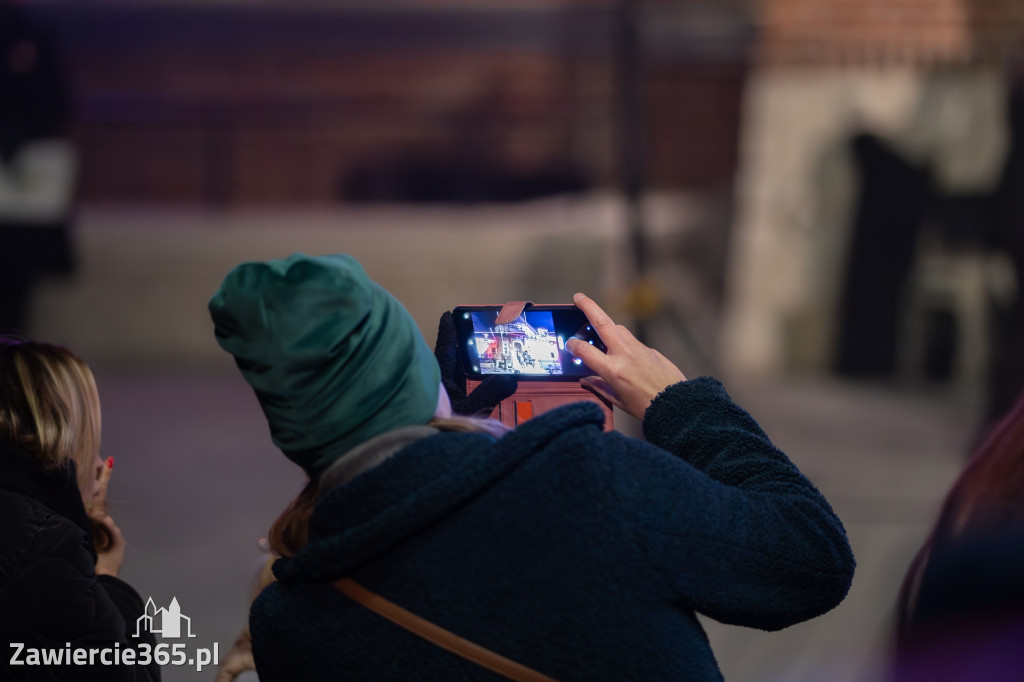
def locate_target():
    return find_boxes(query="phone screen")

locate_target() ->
[453,306,604,379]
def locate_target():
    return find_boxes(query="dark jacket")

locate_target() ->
[894,523,1024,682]
[252,378,856,681]
[0,441,160,681]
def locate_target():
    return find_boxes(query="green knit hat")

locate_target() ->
[208,253,441,478]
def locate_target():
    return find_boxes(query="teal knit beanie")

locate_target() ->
[208,253,441,478]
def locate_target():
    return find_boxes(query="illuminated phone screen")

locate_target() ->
[454,306,604,379]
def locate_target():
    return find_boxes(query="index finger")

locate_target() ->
[97,456,113,501]
[573,293,619,348]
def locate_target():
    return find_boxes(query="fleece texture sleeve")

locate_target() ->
[611,377,856,630]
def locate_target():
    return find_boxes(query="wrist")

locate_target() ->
[640,378,698,435]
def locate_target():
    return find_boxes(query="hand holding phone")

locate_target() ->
[566,293,687,421]
[434,311,517,416]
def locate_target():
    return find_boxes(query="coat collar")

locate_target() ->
[318,424,441,493]
[0,438,96,561]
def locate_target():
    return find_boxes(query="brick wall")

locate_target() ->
[758,0,1024,66]
[42,3,750,205]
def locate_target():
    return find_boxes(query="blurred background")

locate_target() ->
[3,0,1024,680]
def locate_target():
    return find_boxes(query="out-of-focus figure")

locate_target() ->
[984,77,1024,430]
[0,0,77,334]
[0,336,161,680]
[894,390,1024,681]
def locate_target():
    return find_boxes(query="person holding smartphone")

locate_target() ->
[209,253,855,682]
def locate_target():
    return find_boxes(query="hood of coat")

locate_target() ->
[273,401,607,585]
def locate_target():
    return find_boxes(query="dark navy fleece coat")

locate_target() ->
[251,378,855,681]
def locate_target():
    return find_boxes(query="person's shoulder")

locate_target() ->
[0,487,39,519]
[481,400,606,449]
[0,490,106,645]
[0,490,37,569]
[0,487,69,541]
[0,488,94,578]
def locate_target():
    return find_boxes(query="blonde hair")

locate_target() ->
[268,414,510,558]
[428,414,511,440]
[0,336,102,495]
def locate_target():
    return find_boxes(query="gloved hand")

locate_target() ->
[434,311,517,416]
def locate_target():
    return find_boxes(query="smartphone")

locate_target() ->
[454,303,614,430]
[452,304,605,380]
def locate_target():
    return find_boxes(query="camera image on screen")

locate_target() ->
[468,310,562,376]
[455,306,603,379]
[455,304,614,428]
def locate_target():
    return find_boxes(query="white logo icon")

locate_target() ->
[134,597,196,639]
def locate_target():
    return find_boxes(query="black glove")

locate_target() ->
[434,311,517,416]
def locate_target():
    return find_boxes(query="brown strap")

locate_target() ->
[333,578,558,682]
[495,300,534,325]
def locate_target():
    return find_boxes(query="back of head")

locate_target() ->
[0,336,101,493]
[208,253,441,479]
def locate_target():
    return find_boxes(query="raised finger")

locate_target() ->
[97,456,113,501]
[573,293,620,347]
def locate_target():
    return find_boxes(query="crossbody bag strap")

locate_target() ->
[332,578,559,682]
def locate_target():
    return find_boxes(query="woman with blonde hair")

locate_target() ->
[0,336,159,681]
